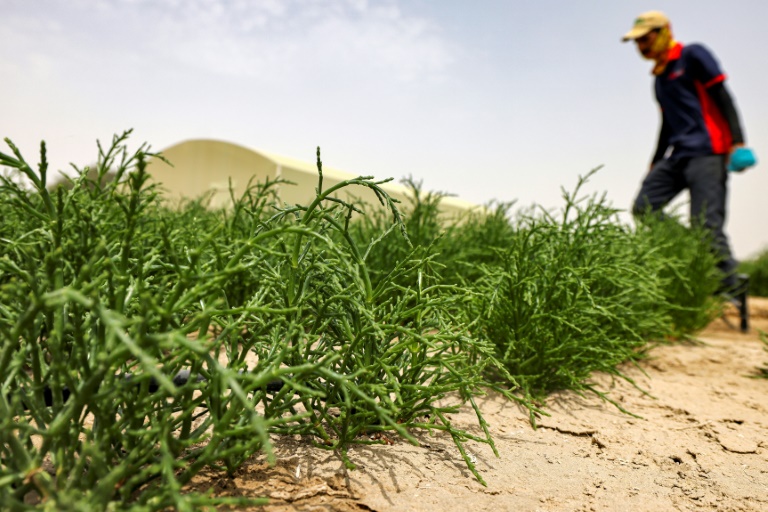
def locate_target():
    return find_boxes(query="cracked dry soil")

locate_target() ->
[193,299,768,512]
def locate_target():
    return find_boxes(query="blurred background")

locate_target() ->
[2,0,766,258]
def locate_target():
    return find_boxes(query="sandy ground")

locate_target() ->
[195,299,768,512]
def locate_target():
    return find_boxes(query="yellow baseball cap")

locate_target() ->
[622,11,670,41]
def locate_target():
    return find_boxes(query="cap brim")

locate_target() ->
[621,26,653,42]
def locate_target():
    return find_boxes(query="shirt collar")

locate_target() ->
[668,42,683,61]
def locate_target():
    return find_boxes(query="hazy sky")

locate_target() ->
[2,1,766,258]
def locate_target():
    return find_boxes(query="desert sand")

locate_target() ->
[195,299,768,512]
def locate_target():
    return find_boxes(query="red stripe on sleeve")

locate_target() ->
[704,74,726,88]
[694,81,732,154]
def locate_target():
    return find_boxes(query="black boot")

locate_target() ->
[723,273,750,333]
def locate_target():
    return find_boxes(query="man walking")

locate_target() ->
[622,11,755,315]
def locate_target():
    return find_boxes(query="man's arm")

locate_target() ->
[707,81,745,146]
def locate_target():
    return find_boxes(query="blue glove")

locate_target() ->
[728,147,757,172]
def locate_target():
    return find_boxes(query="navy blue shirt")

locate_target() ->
[654,43,733,160]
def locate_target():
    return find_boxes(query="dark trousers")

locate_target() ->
[632,154,738,289]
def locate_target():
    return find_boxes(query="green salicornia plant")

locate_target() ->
[1,130,728,509]
[631,209,722,337]
[0,132,515,510]
[240,150,517,485]
[0,132,298,510]
[347,176,455,293]
[350,168,723,421]
[349,178,518,292]
[469,170,669,414]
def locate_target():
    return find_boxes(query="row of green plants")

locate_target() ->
[0,131,725,510]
